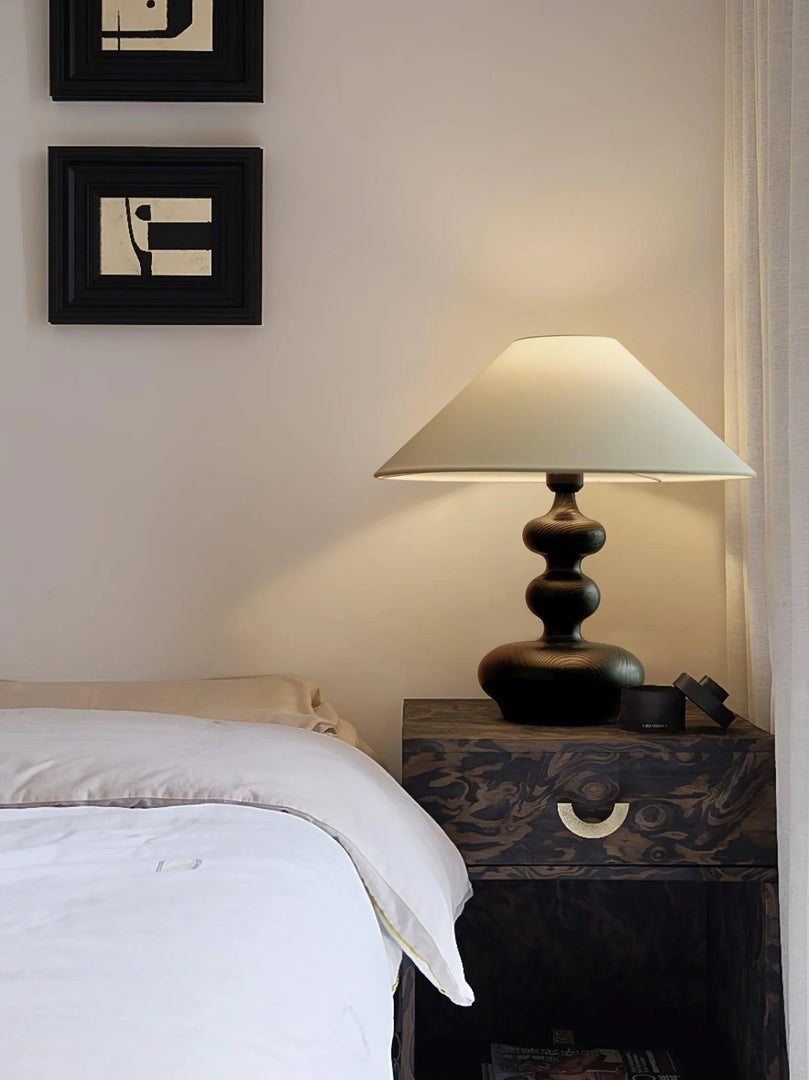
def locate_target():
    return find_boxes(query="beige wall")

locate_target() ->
[0,1,727,769]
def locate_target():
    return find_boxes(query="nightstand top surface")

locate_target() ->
[403,697,772,749]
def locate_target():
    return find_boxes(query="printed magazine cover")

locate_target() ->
[489,1044,682,1080]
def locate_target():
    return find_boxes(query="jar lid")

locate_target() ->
[673,673,735,728]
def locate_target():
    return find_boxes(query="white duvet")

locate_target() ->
[0,802,399,1080]
[0,707,473,1080]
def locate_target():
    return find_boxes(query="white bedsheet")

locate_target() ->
[0,803,399,1080]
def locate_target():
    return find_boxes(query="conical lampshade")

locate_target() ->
[375,336,754,482]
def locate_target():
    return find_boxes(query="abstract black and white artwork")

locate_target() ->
[99,197,214,278]
[49,147,263,325]
[50,0,263,100]
[100,0,214,54]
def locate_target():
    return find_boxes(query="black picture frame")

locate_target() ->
[50,0,264,102]
[49,146,263,325]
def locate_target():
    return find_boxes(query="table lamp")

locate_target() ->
[374,336,754,725]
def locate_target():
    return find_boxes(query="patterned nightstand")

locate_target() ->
[400,699,786,1080]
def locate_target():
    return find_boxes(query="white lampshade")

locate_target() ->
[375,336,755,482]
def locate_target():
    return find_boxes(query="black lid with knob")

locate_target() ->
[673,673,736,728]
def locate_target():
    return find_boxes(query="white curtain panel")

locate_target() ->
[725,0,809,1073]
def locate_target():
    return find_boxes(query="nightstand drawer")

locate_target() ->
[402,699,777,869]
[423,785,776,867]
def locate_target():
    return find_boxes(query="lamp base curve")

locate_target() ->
[478,639,644,726]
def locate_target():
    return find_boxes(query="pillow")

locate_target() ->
[0,675,374,756]
[0,707,473,1006]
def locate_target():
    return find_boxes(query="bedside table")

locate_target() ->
[400,699,786,1080]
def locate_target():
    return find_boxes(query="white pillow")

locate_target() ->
[0,707,474,1006]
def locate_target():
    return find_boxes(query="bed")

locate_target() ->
[0,676,473,1080]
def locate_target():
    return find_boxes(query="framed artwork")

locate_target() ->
[49,146,263,325]
[50,0,264,101]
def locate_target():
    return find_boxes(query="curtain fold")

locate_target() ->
[725,1,809,1074]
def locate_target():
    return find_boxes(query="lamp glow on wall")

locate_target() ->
[375,336,755,726]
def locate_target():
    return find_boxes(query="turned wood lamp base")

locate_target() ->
[478,473,644,725]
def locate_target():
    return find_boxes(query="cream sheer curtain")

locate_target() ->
[725,1,809,1074]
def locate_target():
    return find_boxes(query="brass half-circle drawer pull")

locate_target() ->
[557,801,629,839]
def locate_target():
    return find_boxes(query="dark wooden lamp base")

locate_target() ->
[478,473,644,725]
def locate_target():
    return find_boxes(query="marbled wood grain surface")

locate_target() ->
[403,699,776,868]
[470,863,777,881]
[403,700,783,1080]
[708,882,787,1080]
[763,884,789,1080]
[416,880,709,1050]
[392,958,415,1080]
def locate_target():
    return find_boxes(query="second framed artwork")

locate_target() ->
[50,0,264,101]
[49,146,263,325]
